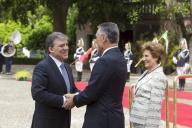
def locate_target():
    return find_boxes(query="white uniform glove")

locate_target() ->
[173,57,177,64]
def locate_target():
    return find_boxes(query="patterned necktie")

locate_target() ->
[60,63,71,92]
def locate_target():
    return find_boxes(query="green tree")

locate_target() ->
[27,15,53,50]
[39,0,72,33]
[155,0,191,68]
[0,0,74,33]
[75,0,139,31]
[154,0,190,38]
[0,0,38,24]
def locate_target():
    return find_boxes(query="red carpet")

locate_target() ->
[75,82,192,127]
[161,101,192,127]
[168,90,192,100]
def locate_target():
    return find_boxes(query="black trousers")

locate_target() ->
[0,54,4,72]
[77,72,82,81]
[179,78,185,90]
[5,57,13,72]
[127,72,130,81]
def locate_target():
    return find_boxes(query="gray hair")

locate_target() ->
[97,22,119,44]
[45,32,68,53]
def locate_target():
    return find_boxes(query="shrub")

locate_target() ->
[13,57,42,65]
[15,70,32,81]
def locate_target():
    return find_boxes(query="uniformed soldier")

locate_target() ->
[173,38,190,91]
[74,38,85,81]
[4,41,14,75]
[124,42,133,82]
[89,39,100,71]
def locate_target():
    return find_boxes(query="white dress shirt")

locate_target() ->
[49,54,67,108]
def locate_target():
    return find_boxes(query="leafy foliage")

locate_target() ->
[75,0,139,31]
[0,5,53,50]
[0,20,31,47]
[27,15,53,50]
[154,0,190,19]
[0,0,191,67]
[0,0,38,24]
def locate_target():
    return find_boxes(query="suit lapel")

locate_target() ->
[135,71,152,95]
[46,56,67,89]
[135,66,162,95]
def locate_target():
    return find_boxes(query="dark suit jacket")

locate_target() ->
[31,55,78,128]
[74,47,127,128]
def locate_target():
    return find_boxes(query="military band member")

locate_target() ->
[4,41,14,75]
[0,39,4,74]
[124,42,133,81]
[89,39,100,71]
[173,38,190,91]
[74,38,85,81]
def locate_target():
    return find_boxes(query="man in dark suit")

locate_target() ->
[65,22,127,128]
[31,32,78,128]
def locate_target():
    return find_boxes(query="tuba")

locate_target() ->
[0,31,21,57]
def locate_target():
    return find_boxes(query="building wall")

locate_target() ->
[76,22,94,51]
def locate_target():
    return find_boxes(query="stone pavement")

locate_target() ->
[0,65,191,128]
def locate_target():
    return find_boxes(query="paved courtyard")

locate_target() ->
[0,65,191,128]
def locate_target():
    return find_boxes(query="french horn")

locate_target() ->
[0,31,21,57]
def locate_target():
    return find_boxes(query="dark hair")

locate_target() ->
[45,32,68,53]
[97,22,119,44]
[142,42,165,64]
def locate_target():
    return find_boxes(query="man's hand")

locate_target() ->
[64,93,75,110]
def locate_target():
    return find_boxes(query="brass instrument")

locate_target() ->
[0,31,21,57]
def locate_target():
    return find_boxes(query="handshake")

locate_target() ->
[64,93,76,110]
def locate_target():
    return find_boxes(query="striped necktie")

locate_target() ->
[60,63,71,92]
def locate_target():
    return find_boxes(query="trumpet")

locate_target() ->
[134,58,144,68]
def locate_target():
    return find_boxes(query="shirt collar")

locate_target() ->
[102,46,118,56]
[49,54,63,68]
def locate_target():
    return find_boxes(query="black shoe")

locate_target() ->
[5,72,12,75]
[0,71,5,74]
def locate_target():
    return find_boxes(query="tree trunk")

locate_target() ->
[191,0,192,16]
[52,0,69,33]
